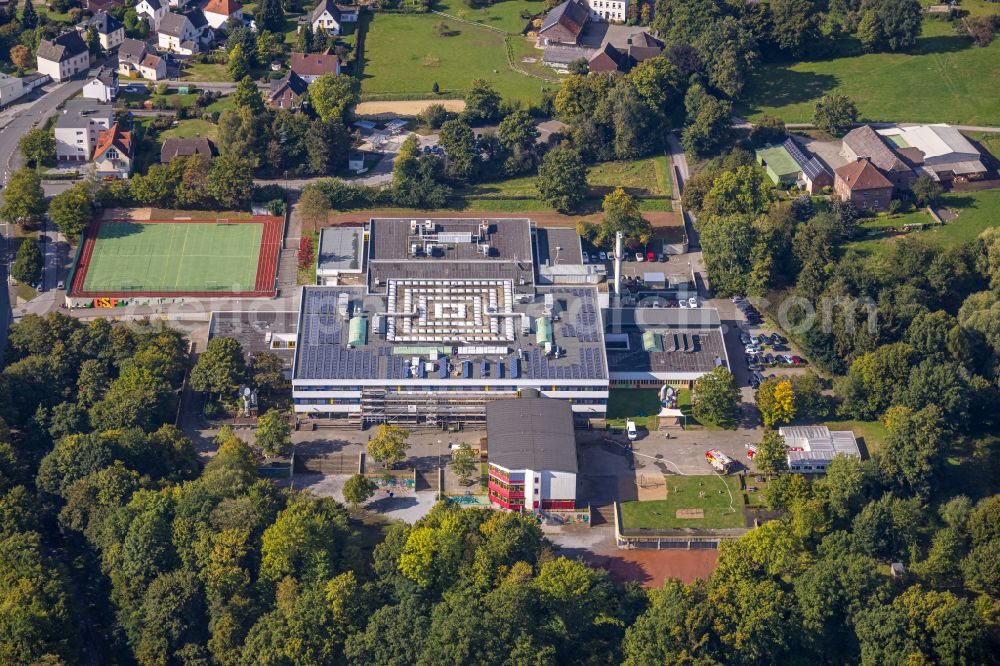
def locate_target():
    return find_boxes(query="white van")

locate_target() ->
[626,420,638,441]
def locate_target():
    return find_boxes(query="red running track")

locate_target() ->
[69,216,285,299]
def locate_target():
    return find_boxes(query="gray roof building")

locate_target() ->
[79,10,123,35]
[160,136,214,163]
[318,226,364,276]
[56,99,112,130]
[118,38,149,65]
[37,31,88,63]
[487,394,577,473]
[779,425,861,473]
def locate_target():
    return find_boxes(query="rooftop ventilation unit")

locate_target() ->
[481,244,491,257]
[543,293,554,315]
[410,219,417,232]
[337,293,349,317]
[410,243,419,257]
[521,314,531,335]
[424,220,434,231]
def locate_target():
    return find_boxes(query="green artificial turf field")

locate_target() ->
[82,222,263,293]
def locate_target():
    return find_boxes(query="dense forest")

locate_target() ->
[1,301,999,664]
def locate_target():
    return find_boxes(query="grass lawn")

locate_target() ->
[823,420,888,455]
[964,132,1000,162]
[606,388,661,430]
[360,11,553,102]
[451,156,671,213]
[739,21,1000,126]
[161,118,219,141]
[434,0,543,33]
[856,208,934,231]
[849,190,1000,256]
[180,62,232,82]
[620,475,744,530]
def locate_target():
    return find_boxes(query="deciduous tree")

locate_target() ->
[813,93,858,137]
[342,473,377,508]
[255,408,291,457]
[309,74,360,125]
[367,424,410,468]
[755,429,789,475]
[0,167,46,227]
[48,185,92,243]
[11,239,42,285]
[190,337,246,398]
[536,147,587,213]
[756,378,796,427]
[693,366,739,429]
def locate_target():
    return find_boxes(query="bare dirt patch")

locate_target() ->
[355,99,467,118]
[676,508,705,519]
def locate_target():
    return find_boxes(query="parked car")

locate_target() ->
[635,252,645,262]
[739,332,751,345]
[780,354,794,364]
[745,345,761,354]
[750,376,761,390]
[599,251,607,261]
[791,355,806,365]
[581,253,589,264]
[688,297,698,308]
[659,253,666,262]
[647,251,655,262]
[764,353,775,365]
[772,344,790,352]
[772,334,788,344]
[627,420,638,441]
[680,299,690,309]
[56,280,65,290]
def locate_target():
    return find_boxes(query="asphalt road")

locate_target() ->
[0,79,85,324]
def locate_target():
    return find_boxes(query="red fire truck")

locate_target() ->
[706,449,735,474]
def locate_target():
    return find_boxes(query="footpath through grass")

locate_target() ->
[739,21,1000,125]
[620,475,744,530]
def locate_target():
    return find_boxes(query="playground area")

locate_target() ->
[619,474,744,530]
[68,216,284,299]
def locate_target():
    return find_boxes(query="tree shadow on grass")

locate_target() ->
[911,33,973,56]
[740,69,839,117]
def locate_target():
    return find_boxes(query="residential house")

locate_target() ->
[877,124,987,183]
[587,42,629,74]
[118,38,167,80]
[77,11,125,51]
[538,0,590,46]
[158,11,213,54]
[585,0,629,22]
[486,393,578,512]
[82,67,119,102]
[623,31,663,65]
[834,159,893,212]
[302,0,347,35]
[0,73,25,107]
[161,136,215,163]
[55,99,113,162]
[841,125,916,190]
[267,71,308,109]
[136,0,167,30]
[202,0,243,30]
[93,123,134,177]
[290,52,340,83]
[36,31,90,82]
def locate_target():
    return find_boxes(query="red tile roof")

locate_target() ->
[94,123,133,160]
[835,159,892,191]
[290,52,340,76]
[203,0,241,14]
